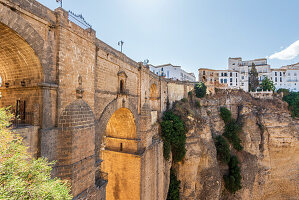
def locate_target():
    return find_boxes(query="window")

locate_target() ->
[275,72,277,76]
[230,83,232,86]
[224,73,227,76]
[120,143,123,152]
[230,72,232,77]
[220,79,223,83]
[295,73,297,76]
[230,78,232,82]
[167,71,169,78]
[224,79,227,83]
[242,76,244,80]
[161,68,164,71]
[275,77,277,82]
[280,77,282,82]
[203,71,206,75]
[221,73,224,76]
[120,80,124,93]
[236,78,238,82]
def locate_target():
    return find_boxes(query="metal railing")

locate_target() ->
[12,112,34,128]
[95,171,108,188]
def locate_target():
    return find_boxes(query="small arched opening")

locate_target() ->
[150,83,158,100]
[120,79,124,93]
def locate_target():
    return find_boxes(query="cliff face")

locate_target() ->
[172,90,299,200]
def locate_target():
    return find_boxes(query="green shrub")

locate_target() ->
[194,82,207,98]
[167,168,181,200]
[188,91,193,97]
[223,120,243,151]
[277,88,290,96]
[161,111,186,162]
[220,107,232,124]
[214,135,231,163]
[195,100,201,108]
[181,98,188,103]
[282,92,299,118]
[223,155,242,193]
[0,108,72,200]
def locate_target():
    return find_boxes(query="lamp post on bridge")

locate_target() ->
[118,40,124,53]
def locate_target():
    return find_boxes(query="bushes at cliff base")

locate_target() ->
[0,108,72,200]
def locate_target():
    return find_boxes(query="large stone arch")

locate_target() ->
[0,3,49,82]
[0,6,48,128]
[95,97,139,163]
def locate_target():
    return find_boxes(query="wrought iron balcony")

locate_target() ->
[95,171,108,188]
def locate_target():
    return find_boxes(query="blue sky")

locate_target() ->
[37,0,299,76]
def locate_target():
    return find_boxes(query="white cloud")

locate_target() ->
[269,40,299,60]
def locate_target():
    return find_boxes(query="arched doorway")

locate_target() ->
[0,22,43,127]
[100,108,141,200]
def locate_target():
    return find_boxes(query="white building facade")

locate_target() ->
[149,64,196,82]
[199,58,299,92]
[271,63,299,92]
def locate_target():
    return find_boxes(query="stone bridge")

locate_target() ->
[0,0,195,199]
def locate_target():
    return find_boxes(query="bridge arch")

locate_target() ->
[0,4,47,79]
[95,98,139,161]
[96,98,141,200]
[0,18,45,126]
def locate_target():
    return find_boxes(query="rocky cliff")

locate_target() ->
[170,90,298,200]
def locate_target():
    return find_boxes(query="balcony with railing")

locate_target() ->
[12,111,34,128]
[95,171,108,189]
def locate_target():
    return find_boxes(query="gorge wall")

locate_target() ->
[171,90,298,200]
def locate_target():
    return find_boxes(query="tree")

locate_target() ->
[194,82,207,98]
[249,63,259,92]
[0,108,72,200]
[260,76,275,91]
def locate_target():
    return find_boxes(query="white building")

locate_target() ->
[149,64,196,82]
[199,58,299,92]
[228,57,272,92]
[271,63,299,92]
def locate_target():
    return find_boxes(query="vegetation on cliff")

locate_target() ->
[0,108,72,200]
[223,155,242,194]
[166,167,181,200]
[161,111,187,162]
[216,107,243,194]
[214,135,231,164]
[220,107,243,151]
[282,91,299,118]
[195,82,207,98]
